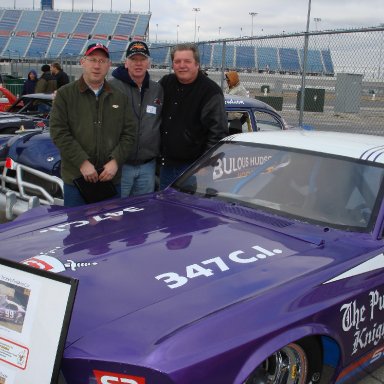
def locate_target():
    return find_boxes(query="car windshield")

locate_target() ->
[8,97,52,115]
[173,141,384,231]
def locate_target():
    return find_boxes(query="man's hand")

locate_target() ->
[99,159,118,182]
[80,160,98,182]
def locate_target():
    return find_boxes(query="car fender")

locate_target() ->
[233,323,336,384]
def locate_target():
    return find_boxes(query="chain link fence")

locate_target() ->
[148,26,384,135]
[2,26,383,135]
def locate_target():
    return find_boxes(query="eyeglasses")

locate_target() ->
[84,57,110,65]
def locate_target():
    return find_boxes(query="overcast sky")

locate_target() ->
[2,0,383,42]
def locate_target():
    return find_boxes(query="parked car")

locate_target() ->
[6,92,53,119]
[0,92,51,133]
[0,73,24,83]
[0,86,17,111]
[0,95,288,220]
[1,130,384,383]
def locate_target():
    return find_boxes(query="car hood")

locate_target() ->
[0,112,38,122]
[0,112,43,130]
[0,191,365,364]
[7,130,60,174]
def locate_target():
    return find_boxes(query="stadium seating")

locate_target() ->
[256,46,279,72]
[278,48,301,73]
[236,45,255,69]
[0,8,333,75]
[0,9,147,60]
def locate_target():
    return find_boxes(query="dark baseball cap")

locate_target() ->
[84,43,110,58]
[126,41,150,58]
[41,64,51,72]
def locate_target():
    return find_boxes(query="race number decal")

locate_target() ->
[93,370,145,384]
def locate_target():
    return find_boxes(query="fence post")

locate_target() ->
[299,0,312,127]
[220,41,226,90]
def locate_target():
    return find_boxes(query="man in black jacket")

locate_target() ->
[159,43,228,190]
[50,62,69,89]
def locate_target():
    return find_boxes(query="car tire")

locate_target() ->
[244,337,322,384]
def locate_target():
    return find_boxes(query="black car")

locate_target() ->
[0,93,52,134]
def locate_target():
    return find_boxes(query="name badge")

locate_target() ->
[146,105,156,114]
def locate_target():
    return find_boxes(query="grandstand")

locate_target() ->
[0,8,150,62]
[0,7,334,75]
[150,44,334,76]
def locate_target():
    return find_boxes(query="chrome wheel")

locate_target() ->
[262,343,307,384]
[245,338,322,384]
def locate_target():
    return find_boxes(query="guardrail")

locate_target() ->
[0,159,63,220]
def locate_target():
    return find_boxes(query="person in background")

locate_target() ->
[35,64,57,94]
[50,43,136,207]
[35,64,57,113]
[225,70,249,97]
[50,62,70,89]
[159,43,228,190]
[22,70,38,95]
[110,40,163,197]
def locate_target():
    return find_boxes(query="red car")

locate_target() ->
[0,86,17,112]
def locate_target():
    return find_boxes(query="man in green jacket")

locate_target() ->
[50,43,136,206]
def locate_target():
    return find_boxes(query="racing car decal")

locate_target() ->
[22,254,97,273]
[93,370,145,384]
[336,344,384,383]
[340,287,384,356]
[156,245,283,289]
[323,253,384,284]
[39,206,144,233]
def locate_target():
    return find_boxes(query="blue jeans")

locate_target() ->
[64,183,120,207]
[120,159,156,198]
[159,164,190,190]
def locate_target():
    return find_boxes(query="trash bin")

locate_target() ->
[255,96,283,111]
[296,88,325,112]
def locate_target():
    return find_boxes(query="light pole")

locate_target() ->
[177,25,179,43]
[249,12,258,37]
[192,7,200,42]
[219,26,221,37]
[156,23,158,43]
[314,17,321,31]
[129,0,131,12]
[197,25,200,42]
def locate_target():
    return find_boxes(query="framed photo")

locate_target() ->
[0,257,78,384]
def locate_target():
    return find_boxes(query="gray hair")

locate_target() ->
[170,43,200,65]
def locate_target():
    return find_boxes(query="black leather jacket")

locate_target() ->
[159,71,228,166]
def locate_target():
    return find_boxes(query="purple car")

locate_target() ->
[1,130,384,384]
[0,94,287,221]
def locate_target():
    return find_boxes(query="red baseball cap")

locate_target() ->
[84,43,110,58]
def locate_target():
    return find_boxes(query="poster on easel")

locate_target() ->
[0,257,78,384]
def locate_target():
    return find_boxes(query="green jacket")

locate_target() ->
[50,75,136,185]
[35,72,57,94]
